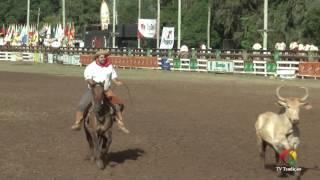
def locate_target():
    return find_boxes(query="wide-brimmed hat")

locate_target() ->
[95,49,111,57]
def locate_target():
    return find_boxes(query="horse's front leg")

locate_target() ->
[95,135,105,169]
[90,131,105,169]
[84,126,95,161]
[103,130,112,157]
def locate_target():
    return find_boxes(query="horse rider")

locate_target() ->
[71,49,129,134]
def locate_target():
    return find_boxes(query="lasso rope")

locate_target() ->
[111,82,133,106]
[122,82,133,106]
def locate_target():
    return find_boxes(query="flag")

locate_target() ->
[12,26,21,45]
[0,24,5,36]
[21,25,28,45]
[39,24,47,38]
[32,30,39,45]
[54,24,59,39]
[57,24,64,42]
[64,23,69,37]
[69,23,75,40]
[100,0,110,30]
[4,25,12,42]
[46,24,51,38]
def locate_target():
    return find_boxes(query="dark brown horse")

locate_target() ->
[84,82,115,169]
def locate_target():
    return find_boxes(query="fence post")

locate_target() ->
[273,50,280,61]
[173,58,181,70]
[190,58,197,70]
[191,48,196,59]
[215,50,221,61]
[244,60,254,72]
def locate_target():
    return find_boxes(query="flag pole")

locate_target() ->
[207,1,211,48]
[27,0,30,45]
[177,0,181,49]
[156,0,160,49]
[112,0,116,48]
[62,0,66,29]
[263,0,268,50]
[138,0,141,48]
[37,7,40,29]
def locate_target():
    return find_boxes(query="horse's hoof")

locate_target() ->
[294,171,301,179]
[96,159,105,169]
[84,154,95,162]
[109,161,118,167]
[277,171,288,177]
[90,156,95,162]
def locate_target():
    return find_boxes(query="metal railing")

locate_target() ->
[0,45,319,61]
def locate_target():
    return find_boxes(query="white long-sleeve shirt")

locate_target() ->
[84,61,118,90]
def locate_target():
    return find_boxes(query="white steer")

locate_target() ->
[255,86,311,168]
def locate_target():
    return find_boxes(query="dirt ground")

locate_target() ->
[0,70,320,180]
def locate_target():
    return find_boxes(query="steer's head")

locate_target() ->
[276,86,312,124]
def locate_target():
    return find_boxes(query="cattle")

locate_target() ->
[255,86,311,168]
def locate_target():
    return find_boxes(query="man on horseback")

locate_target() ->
[71,49,129,134]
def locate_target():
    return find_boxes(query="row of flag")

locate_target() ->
[0,23,76,47]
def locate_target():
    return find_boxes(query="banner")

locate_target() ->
[299,62,320,77]
[79,55,158,68]
[207,60,234,72]
[80,54,94,65]
[160,27,174,49]
[138,19,157,39]
[110,56,158,68]
[266,62,277,72]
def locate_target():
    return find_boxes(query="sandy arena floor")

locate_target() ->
[0,70,320,180]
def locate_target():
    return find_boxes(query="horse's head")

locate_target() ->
[91,81,105,112]
[90,81,114,123]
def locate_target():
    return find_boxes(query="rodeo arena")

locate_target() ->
[1,0,320,180]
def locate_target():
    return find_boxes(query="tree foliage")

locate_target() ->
[0,0,319,49]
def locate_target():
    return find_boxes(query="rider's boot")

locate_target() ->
[71,111,84,131]
[115,111,130,134]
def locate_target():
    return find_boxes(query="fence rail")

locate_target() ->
[1,46,320,79]
[1,45,319,60]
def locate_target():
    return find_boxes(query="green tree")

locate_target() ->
[0,0,319,48]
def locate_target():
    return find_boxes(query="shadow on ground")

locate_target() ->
[105,148,145,167]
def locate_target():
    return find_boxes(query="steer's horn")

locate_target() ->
[276,86,286,101]
[299,87,309,101]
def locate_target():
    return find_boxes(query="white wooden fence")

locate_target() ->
[0,51,80,65]
[0,51,305,78]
